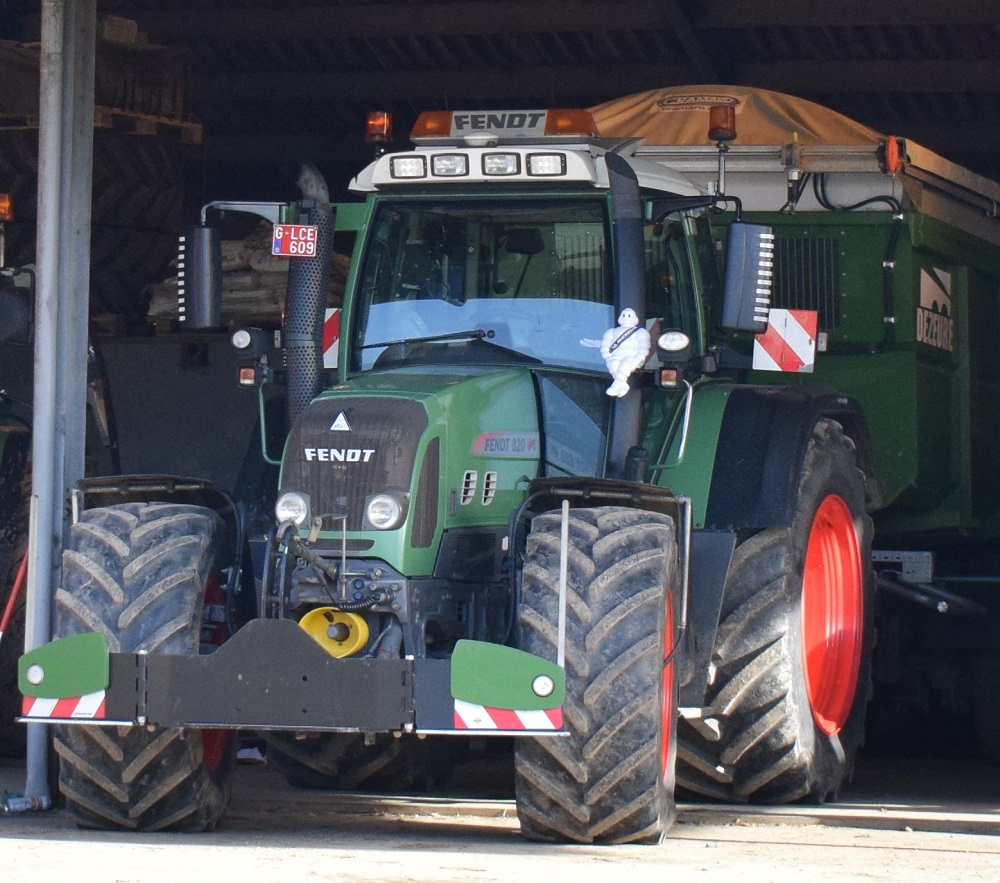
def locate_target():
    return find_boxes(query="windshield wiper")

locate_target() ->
[361,328,495,349]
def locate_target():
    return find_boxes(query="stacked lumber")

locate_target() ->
[146,221,349,327]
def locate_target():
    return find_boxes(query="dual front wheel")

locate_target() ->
[517,419,873,843]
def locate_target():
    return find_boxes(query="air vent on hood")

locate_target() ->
[461,470,478,505]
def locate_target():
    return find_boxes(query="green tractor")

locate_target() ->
[20,88,1000,842]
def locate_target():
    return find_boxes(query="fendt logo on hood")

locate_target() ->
[304,448,375,463]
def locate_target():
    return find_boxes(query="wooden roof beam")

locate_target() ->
[745,59,1000,93]
[127,0,673,43]
[192,63,693,103]
[697,0,1000,28]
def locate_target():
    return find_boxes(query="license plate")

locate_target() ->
[272,224,318,257]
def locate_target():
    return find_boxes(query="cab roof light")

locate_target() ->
[0,192,12,222]
[543,108,599,138]
[410,108,600,143]
[431,154,469,176]
[390,156,427,179]
[411,111,454,141]
[527,153,566,176]
[483,153,519,176]
[365,111,393,144]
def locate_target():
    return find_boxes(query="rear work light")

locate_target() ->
[483,153,519,175]
[390,156,427,179]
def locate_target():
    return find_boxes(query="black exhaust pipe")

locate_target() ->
[284,163,333,427]
[604,152,645,479]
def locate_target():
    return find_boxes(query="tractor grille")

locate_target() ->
[772,235,842,331]
[281,397,428,530]
[411,437,440,548]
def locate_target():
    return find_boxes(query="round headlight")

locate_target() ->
[366,494,403,530]
[657,330,691,352]
[231,329,252,350]
[275,491,310,527]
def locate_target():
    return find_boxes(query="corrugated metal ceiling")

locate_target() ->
[5,0,999,200]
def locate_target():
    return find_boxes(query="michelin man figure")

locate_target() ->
[600,308,651,397]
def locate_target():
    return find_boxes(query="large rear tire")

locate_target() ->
[514,506,678,844]
[54,503,236,831]
[676,418,874,803]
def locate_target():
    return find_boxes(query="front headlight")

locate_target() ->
[365,493,406,530]
[275,491,310,527]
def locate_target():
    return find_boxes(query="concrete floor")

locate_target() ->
[2,751,999,883]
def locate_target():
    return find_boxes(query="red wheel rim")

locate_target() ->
[660,593,676,777]
[801,494,864,735]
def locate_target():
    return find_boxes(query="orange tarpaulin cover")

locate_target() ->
[590,85,883,147]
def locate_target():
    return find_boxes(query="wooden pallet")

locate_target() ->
[0,106,202,144]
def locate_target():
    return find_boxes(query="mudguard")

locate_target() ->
[704,385,878,531]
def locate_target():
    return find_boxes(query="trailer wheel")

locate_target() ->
[54,503,236,831]
[514,506,678,844]
[265,731,453,792]
[676,418,874,803]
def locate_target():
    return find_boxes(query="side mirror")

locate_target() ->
[177,224,222,329]
[720,222,775,334]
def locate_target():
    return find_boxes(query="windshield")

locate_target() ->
[350,198,614,371]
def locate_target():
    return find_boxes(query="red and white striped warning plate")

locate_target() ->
[323,308,341,369]
[22,690,106,720]
[453,698,563,731]
[753,308,818,373]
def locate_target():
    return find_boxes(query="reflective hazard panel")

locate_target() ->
[323,308,340,368]
[753,308,818,373]
[272,224,318,257]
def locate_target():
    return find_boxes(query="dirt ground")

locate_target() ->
[1,750,999,882]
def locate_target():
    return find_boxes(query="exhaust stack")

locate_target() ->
[284,163,333,427]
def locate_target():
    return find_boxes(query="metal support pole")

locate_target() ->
[24,0,96,802]
[60,1,95,506]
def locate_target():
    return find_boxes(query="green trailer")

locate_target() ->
[17,86,1000,842]
[597,86,1000,769]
